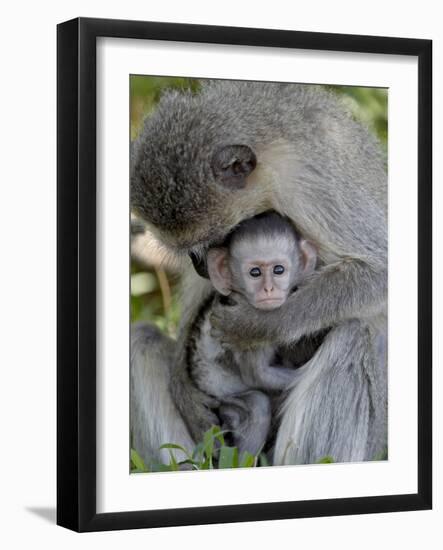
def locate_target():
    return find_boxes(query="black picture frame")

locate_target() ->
[57,17,432,532]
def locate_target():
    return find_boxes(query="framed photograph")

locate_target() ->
[57,17,432,532]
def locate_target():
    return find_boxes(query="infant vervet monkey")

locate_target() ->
[187,212,317,456]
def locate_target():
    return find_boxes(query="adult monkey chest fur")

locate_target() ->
[130,80,387,466]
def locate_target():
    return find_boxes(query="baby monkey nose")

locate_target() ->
[263,272,274,293]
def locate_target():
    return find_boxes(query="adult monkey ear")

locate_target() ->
[212,145,257,189]
[207,248,232,296]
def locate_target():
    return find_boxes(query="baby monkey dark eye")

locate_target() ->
[273,265,285,275]
[249,267,262,278]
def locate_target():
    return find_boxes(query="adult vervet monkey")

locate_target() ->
[130,80,387,465]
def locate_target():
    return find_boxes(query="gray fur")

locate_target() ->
[219,392,271,456]
[188,300,300,454]
[131,80,387,464]
[130,322,195,465]
[226,211,299,249]
[274,316,387,464]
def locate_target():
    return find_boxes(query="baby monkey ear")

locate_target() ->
[211,145,257,189]
[207,248,232,296]
[299,239,317,275]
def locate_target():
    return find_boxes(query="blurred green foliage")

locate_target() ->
[130,260,180,338]
[328,85,388,147]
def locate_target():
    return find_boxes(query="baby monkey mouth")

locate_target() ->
[255,297,285,310]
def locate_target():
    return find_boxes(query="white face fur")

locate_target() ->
[229,234,302,310]
[207,227,317,311]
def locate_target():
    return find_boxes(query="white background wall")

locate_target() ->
[0,1,440,548]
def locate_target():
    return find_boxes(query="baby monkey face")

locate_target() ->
[232,240,299,310]
[206,213,316,310]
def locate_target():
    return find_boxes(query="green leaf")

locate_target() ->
[159,443,188,451]
[212,426,225,447]
[218,446,239,469]
[168,450,179,471]
[159,443,192,459]
[192,442,205,463]
[201,455,212,470]
[239,451,256,468]
[202,426,228,468]
[203,426,218,468]
[130,448,147,472]
[258,453,270,467]
[372,447,388,461]
[317,456,334,464]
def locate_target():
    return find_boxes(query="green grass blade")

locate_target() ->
[218,446,239,469]
[130,448,147,472]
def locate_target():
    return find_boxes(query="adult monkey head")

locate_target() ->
[130,81,302,267]
[132,139,261,276]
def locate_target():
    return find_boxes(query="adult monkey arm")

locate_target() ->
[211,257,387,347]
